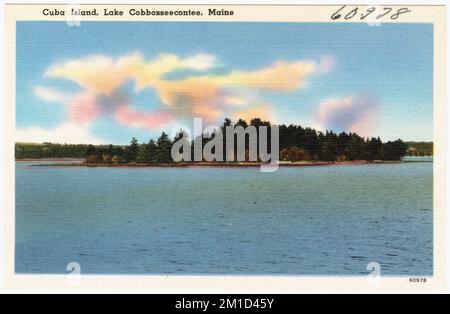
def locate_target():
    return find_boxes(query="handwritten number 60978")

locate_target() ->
[331,6,412,21]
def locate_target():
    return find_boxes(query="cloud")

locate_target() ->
[182,53,216,71]
[16,122,104,144]
[34,85,170,130]
[45,52,218,95]
[114,105,173,129]
[33,52,332,141]
[45,54,132,95]
[68,92,100,124]
[67,89,130,124]
[152,59,317,123]
[317,55,335,73]
[215,60,316,91]
[316,95,378,136]
[231,104,274,123]
[33,86,68,103]
[223,94,249,107]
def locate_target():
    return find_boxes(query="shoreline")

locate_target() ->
[23,160,408,168]
[16,158,85,162]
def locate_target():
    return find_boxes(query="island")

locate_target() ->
[15,118,431,167]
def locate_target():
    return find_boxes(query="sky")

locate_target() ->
[16,22,433,144]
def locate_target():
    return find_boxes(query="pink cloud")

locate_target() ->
[317,55,335,73]
[68,93,100,124]
[114,105,173,129]
[316,95,378,136]
[39,52,336,133]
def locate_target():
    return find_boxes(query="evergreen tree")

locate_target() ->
[136,144,147,163]
[155,132,173,163]
[17,117,413,163]
[126,137,139,162]
[86,144,96,158]
[381,139,408,161]
[145,139,158,163]
[347,133,365,160]
[366,137,383,160]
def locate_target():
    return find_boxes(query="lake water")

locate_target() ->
[15,162,433,276]
[402,156,433,162]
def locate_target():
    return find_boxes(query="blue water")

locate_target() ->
[402,156,433,162]
[15,162,433,275]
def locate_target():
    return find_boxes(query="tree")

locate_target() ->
[126,137,139,162]
[136,144,147,163]
[280,146,312,161]
[86,144,96,158]
[111,155,123,164]
[366,137,383,160]
[86,154,101,163]
[381,139,408,161]
[17,117,412,164]
[347,133,365,160]
[155,132,173,163]
[406,147,418,156]
[102,154,112,164]
[319,131,338,161]
[145,139,158,163]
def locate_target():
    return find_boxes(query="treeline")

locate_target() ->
[84,134,173,164]
[277,123,407,161]
[81,118,409,163]
[16,118,411,162]
[15,142,92,159]
[405,142,433,156]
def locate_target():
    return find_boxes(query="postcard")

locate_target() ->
[2,2,448,293]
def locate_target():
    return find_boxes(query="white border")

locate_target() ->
[1,0,448,293]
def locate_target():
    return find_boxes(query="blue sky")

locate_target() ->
[16,22,433,144]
